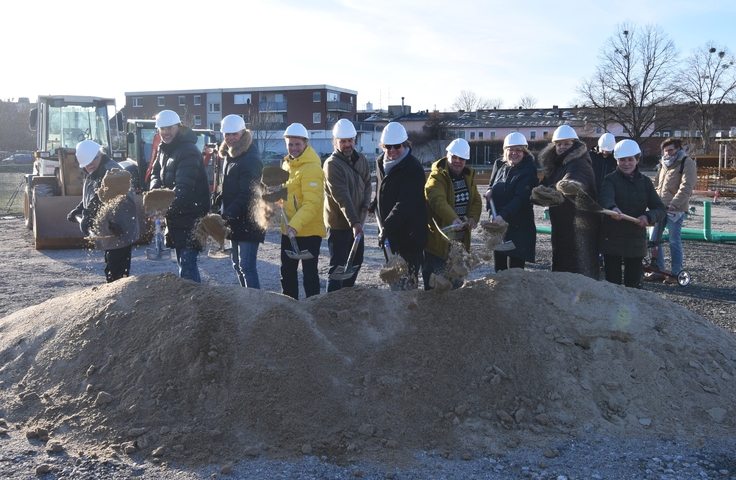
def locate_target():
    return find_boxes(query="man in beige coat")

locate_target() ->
[323,119,372,291]
[647,138,697,284]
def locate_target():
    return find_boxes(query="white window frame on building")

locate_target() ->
[695,130,701,137]
[470,132,476,140]
[133,97,143,108]
[490,131,496,139]
[313,112,321,124]
[194,115,202,126]
[234,94,252,105]
[674,131,682,137]
[178,96,185,106]
[663,132,671,137]
[595,125,603,134]
[542,130,550,139]
[194,95,201,106]
[209,122,221,131]
[313,92,321,102]
[478,132,484,140]
[157,96,165,107]
[530,130,537,140]
[208,102,221,113]
[327,91,339,102]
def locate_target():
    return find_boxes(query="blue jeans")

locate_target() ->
[651,212,684,274]
[175,247,201,283]
[231,240,260,288]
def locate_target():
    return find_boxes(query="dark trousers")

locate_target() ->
[603,254,643,288]
[327,228,364,292]
[388,246,423,290]
[493,251,526,272]
[104,245,132,283]
[280,235,322,299]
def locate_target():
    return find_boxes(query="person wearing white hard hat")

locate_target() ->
[217,114,266,288]
[590,133,617,201]
[67,140,140,282]
[646,137,697,284]
[149,110,210,282]
[279,123,326,299]
[486,132,538,271]
[372,122,428,289]
[536,124,600,279]
[423,138,482,290]
[323,119,372,291]
[599,139,665,288]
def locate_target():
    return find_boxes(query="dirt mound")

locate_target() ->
[1,269,735,467]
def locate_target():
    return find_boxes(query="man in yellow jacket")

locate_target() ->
[280,123,326,299]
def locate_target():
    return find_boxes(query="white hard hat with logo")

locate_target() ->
[221,115,246,134]
[446,138,470,160]
[332,119,357,138]
[380,122,408,145]
[75,140,101,167]
[598,133,616,151]
[284,123,309,139]
[552,125,579,142]
[613,139,641,159]
[155,110,181,128]
[504,132,528,148]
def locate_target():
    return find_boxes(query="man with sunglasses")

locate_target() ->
[372,122,428,289]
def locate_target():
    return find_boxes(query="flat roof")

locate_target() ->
[125,85,358,96]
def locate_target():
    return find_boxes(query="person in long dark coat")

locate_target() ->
[537,125,600,279]
[486,132,538,271]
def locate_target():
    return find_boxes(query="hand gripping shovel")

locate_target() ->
[330,233,362,280]
[280,207,314,260]
[556,180,640,224]
[489,199,516,251]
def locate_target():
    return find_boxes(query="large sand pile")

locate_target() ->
[1,269,734,468]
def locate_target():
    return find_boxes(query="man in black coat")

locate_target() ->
[149,110,210,282]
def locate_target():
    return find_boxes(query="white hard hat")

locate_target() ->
[155,110,181,128]
[503,132,528,149]
[380,122,408,145]
[284,122,309,139]
[221,115,246,134]
[598,133,616,151]
[75,140,101,167]
[446,138,470,160]
[552,125,579,142]
[613,139,641,159]
[332,118,357,138]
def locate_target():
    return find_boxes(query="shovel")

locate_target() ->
[280,207,314,260]
[489,199,516,251]
[432,217,458,243]
[374,212,396,261]
[556,180,641,224]
[146,216,171,260]
[329,233,362,280]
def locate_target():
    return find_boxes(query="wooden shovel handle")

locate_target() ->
[601,209,642,224]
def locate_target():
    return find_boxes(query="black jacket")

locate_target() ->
[538,141,600,279]
[149,126,210,249]
[589,147,617,202]
[598,167,666,258]
[490,155,538,263]
[218,130,266,243]
[373,148,428,254]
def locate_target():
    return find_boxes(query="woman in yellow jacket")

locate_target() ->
[424,139,482,290]
[280,123,326,299]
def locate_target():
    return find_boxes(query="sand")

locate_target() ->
[97,169,132,203]
[1,268,734,468]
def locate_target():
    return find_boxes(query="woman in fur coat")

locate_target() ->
[537,125,600,279]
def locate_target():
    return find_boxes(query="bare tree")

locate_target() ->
[247,104,285,158]
[677,43,736,153]
[577,23,680,144]
[517,94,538,109]
[451,90,497,112]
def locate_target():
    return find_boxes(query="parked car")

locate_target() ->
[1,153,33,164]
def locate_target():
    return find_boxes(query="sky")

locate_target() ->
[3,0,735,113]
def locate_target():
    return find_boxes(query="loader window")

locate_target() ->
[44,103,112,152]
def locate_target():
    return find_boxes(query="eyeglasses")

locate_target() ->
[384,144,403,151]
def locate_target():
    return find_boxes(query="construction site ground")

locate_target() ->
[1,191,736,479]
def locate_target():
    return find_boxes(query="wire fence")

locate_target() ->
[0,165,31,215]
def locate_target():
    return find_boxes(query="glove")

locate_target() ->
[378,231,386,248]
[67,205,84,222]
[262,187,288,202]
[108,221,124,237]
[80,213,92,236]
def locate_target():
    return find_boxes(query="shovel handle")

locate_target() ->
[601,209,641,224]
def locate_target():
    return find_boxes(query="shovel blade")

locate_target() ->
[329,266,358,281]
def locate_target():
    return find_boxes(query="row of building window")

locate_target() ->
[456,130,549,141]
[134,91,354,108]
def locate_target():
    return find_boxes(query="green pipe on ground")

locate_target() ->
[535,201,736,242]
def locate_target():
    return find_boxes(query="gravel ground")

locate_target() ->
[1,190,736,479]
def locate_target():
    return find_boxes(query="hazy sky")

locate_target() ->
[4,0,735,112]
